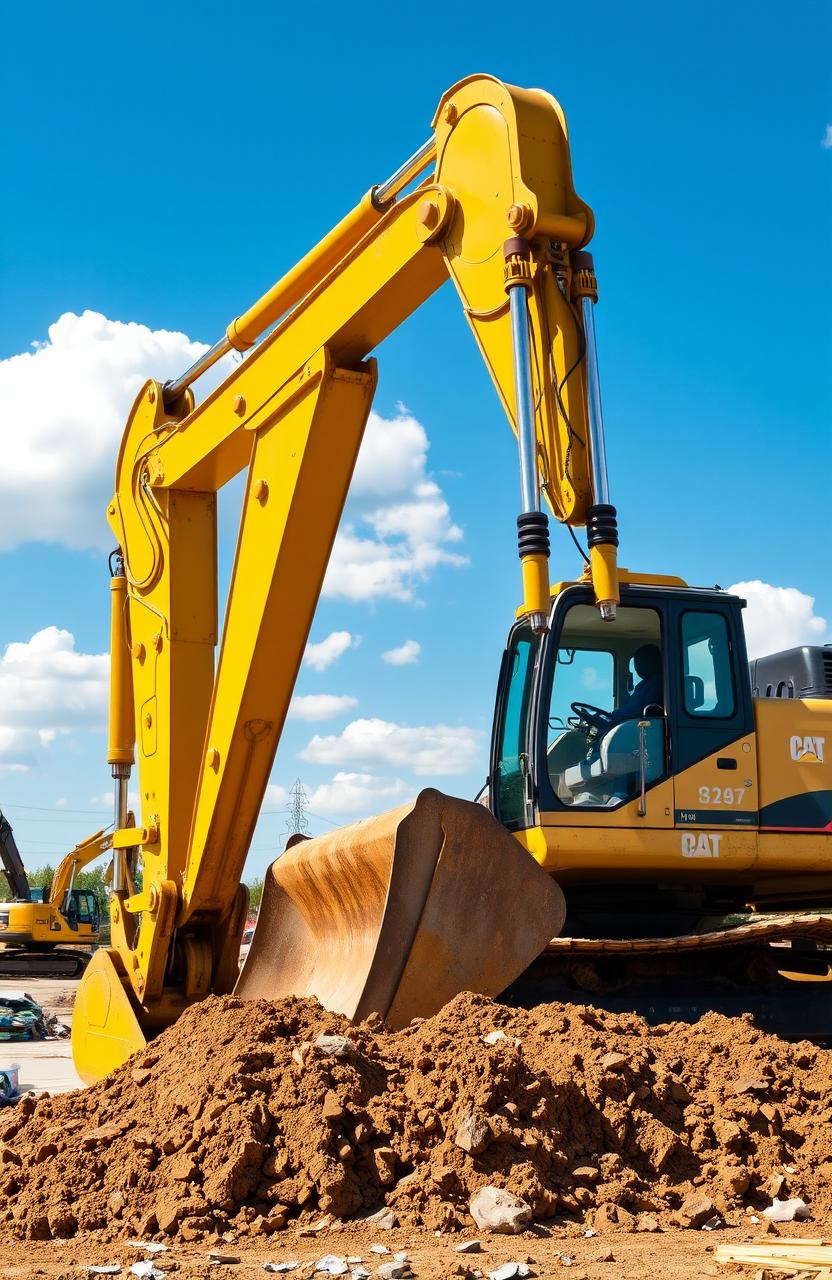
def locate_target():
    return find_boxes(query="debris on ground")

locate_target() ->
[714,1240,832,1272]
[0,991,831,1244]
[0,990,68,1042]
[761,1196,812,1222]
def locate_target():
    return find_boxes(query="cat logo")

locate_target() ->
[790,734,826,764]
[681,832,721,859]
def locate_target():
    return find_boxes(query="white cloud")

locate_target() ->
[728,580,829,659]
[263,783,289,809]
[821,124,832,149]
[323,408,467,603]
[382,640,421,666]
[0,627,108,769]
[304,631,358,672]
[0,311,241,550]
[0,323,464,610]
[307,771,413,816]
[300,717,482,776]
[288,694,358,722]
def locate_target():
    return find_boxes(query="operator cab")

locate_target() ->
[491,583,750,829]
[62,889,100,932]
[546,603,665,808]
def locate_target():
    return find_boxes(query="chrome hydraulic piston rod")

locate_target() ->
[163,139,437,408]
[504,237,550,634]
[571,251,619,622]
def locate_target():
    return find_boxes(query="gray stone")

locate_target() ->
[469,1186,532,1235]
[455,1111,492,1156]
[313,1034,357,1058]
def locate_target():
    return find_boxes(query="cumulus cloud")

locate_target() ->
[323,408,466,603]
[300,717,482,776]
[0,627,108,769]
[307,772,413,816]
[287,694,358,722]
[382,640,421,666]
[304,631,358,672]
[0,310,241,550]
[0,322,465,604]
[822,124,832,149]
[728,580,829,659]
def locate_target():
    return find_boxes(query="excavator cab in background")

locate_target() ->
[0,809,107,976]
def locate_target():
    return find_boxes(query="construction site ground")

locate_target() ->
[1,981,830,1279]
[1,1219,823,1280]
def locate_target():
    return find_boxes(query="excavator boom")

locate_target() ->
[72,75,618,1082]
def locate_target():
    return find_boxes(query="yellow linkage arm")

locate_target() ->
[73,74,621,1077]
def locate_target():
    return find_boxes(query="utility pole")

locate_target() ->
[285,778,310,841]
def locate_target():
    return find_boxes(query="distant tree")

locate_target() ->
[246,878,263,914]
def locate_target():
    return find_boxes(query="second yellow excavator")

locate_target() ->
[70,74,832,1083]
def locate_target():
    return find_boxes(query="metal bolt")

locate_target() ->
[418,199,441,231]
[253,479,269,504]
[507,202,531,230]
[147,385,156,404]
[108,503,116,515]
[148,884,159,912]
[152,632,163,653]
[233,394,246,416]
[144,712,153,730]
[131,642,146,662]
[444,102,458,125]
[206,747,220,770]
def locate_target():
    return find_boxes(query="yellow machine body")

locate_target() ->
[67,75,830,1084]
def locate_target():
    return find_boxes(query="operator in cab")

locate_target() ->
[611,643,663,724]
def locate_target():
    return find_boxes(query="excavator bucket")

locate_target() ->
[235,788,566,1026]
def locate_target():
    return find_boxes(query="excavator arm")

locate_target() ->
[47,828,113,916]
[73,75,618,1080]
[0,810,31,901]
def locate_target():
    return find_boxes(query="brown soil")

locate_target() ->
[0,992,830,1258]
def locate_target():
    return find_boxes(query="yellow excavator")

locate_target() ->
[70,74,832,1083]
[0,810,108,975]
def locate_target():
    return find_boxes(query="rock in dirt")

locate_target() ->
[314,1034,356,1059]
[763,1197,811,1222]
[454,1111,492,1155]
[673,1194,716,1229]
[364,1207,397,1230]
[470,1186,532,1234]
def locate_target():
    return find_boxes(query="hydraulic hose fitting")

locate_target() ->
[503,236,533,292]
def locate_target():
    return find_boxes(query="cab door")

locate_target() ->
[668,598,758,867]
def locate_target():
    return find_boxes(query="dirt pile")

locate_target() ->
[1,992,831,1243]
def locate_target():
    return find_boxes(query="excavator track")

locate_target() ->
[0,948,91,979]
[504,913,832,1041]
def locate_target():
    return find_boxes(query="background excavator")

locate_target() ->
[0,809,106,975]
[68,74,832,1084]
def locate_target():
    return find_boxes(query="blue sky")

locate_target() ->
[0,1,829,879]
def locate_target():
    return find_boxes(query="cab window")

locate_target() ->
[493,628,537,827]
[681,611,736,718]
[546,603,666,809]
